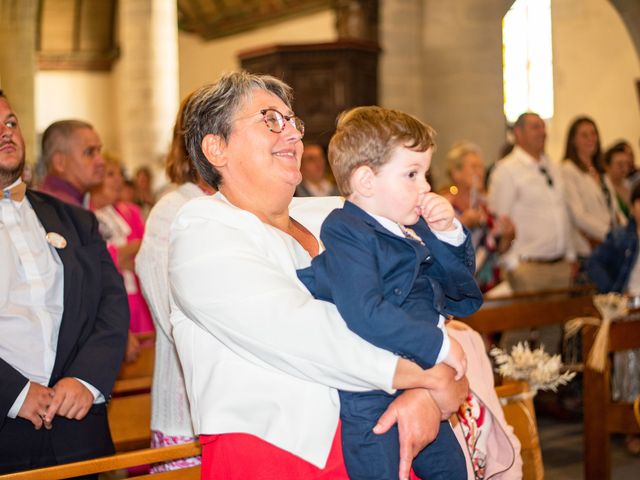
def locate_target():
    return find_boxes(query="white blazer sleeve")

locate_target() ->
[169,198,398,394]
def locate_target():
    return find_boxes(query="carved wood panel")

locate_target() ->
[239,40,379,147]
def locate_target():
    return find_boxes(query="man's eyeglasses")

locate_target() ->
[260,108,305,138]
[539,166,554,188]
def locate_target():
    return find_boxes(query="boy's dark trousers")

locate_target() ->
[340,391,467,480]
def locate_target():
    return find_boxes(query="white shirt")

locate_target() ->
[136,182,204,437]
[169,194,398,468]
[371,213,467,363]
[1,180,103,418]
[1,179,64,417]
[488,146,575,270]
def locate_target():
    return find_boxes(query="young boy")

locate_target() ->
[297,106,483,480]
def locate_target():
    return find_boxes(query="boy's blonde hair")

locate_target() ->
[328,106,436,196]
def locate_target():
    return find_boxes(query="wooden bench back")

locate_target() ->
[464,287,597,335]
[108,392,152,452]
[496,381,544,480]
[583,317,640,480]
[0,442,201,480]
[113,332,155,394]
[108,332,156,451]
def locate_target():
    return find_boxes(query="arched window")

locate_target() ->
[502,0,554,123]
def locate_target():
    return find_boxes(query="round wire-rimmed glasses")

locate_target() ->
[260,108,305,138]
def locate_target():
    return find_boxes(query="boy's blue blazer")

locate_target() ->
[297,200,483,370]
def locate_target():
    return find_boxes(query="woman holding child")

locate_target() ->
[169,71,520,479]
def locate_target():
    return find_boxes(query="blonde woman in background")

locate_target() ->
[444,142,515,293]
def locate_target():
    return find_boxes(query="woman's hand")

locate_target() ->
[445,319,471,331]
[117,239,142,271]
[459,207,486,229]
[494,215,515,253]
[373,388,441,480]
[125,332,141,363]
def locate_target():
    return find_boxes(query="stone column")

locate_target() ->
[379,0,425,121]
[115,0,179,181]
[380,0,512,188]
[419,0,513,187]
[0,0,37,167]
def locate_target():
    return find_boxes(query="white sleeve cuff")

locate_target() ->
[432,218,465,246]
[435,319,451,364]
[75,378,105,404]
[7,381,31,419]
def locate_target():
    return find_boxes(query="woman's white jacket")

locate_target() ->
[168,194,398,468]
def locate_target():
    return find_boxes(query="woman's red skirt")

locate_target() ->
[200,422,419,479]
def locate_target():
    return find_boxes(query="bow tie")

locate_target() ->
[2,182,27,202]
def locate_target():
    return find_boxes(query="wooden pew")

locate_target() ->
[113,332,155,394]
[108,391,152,452]
[462,287,597,479]
[463,287,598,336]
[108,332,155,451]
[582,317,640,480]
[0,442,201,480]
[496,381,543,480]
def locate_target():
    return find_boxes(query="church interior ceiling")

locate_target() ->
[177,0,331,40]
[36,0,332,70]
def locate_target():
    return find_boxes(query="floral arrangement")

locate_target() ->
[490,342,576,394]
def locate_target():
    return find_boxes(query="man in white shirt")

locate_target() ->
[488,112,575,352]
[0,91,129,476]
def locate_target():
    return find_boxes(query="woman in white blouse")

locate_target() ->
[560,117,620,259]
[136,93,214,472]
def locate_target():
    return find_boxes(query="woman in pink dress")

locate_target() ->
[90,155,154,355]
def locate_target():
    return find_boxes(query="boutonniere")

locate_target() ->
[45,232,67,249]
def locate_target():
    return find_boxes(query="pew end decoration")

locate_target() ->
[490,342,576,397]
[586,293,630,372]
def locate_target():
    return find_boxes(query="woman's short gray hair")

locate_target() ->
[445,141,482,178]
[183,70,293,189]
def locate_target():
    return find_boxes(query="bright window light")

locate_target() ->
[503,0,554,123]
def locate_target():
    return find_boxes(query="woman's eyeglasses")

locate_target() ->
[260,108,305,137]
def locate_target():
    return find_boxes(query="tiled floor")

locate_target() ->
[539,415,640,479]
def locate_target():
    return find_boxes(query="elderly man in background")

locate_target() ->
[38,119,105,208]
[295,143,339,197]
[0,90,128,477]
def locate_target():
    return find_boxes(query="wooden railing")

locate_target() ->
[463,287,597,335]
[0,442,201,480]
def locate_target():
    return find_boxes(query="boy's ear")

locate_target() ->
[351,165,376,197]
[201,134,227,168]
